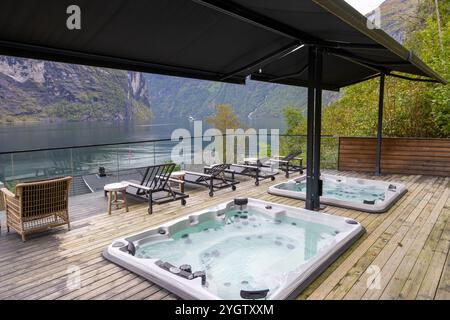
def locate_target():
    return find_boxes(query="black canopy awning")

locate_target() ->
[0,0,446,90]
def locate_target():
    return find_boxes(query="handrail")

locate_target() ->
[0,134,336,155]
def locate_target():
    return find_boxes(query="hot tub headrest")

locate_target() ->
[240,289,269,300]
[234,198,248,206]
[127,241,136,256]
[156,260,206,285]
[193,271,207,286]
[180,264,192,273]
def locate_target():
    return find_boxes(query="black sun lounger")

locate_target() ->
[185,163,239,197]
[122,163,188,214]
[263,152,304,178]
[225,162,277,186]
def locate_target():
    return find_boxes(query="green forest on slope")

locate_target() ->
[284,0,449,139]
[145,74,317,121]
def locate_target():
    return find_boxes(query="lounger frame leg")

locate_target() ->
[122,190,129,212]
[107,191,112,215]
[209,179,214,197]
[148,192,153,215]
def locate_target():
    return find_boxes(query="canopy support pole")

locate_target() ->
[305,46,323,210]
[306,46,316,210]
[375,73,385,176]
[313,48,323,210]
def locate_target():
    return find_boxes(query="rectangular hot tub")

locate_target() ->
[268,174,407,213]
[103,198,364,300]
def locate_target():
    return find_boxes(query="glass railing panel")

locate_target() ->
[0,153,14,189]
[1,149,74,188]
[0,134,338,195]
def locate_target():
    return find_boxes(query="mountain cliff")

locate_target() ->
[0,0,417,124]
[0,57,152,123]
[370,0,419,42]
[145,74,315,121]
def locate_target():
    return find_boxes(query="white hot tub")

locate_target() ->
[268,174,407,213]
[104,198,364,300]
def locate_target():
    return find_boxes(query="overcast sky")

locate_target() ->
[345,0,386,14]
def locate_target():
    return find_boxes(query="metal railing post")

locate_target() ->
[70,148,74,177]
[116,150,120,182]
[11,153,15,184]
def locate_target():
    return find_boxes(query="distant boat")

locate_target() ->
[248,107,258,120]
[188,116,195,122]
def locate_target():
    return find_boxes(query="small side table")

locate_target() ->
[170,171,186,193]
[104,182,129,215]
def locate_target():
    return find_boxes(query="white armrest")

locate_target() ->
[122,181,151,191]
[167,177,185,184]
[231,164,258,169]
[184,171,212,178]
[155,175,185,184]
[268,159,288,163]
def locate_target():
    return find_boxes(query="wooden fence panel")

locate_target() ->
[338,137,450,176]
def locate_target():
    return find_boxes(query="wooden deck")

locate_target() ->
[0,171,449,300]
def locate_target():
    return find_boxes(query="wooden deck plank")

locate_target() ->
[109,282,157,300]
[124,284,162,300]
[340,177,446,299]
[0,171,448,300]
[392,186,450,299]
[306,175,437,299]
[435,196,450,300]
[363,180,449,299]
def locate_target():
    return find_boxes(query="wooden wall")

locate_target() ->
[338,137,450,176]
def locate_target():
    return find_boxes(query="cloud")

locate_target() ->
[345,0,386,15]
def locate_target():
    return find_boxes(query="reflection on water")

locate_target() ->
[0,118,285,152]
[0,121,183,153]
[0,118,285,183]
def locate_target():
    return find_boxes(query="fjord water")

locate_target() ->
[0,119,285,182]
[0,121,186,152]
[135,208,337,300]
[0,121,182,181]
[0,118,285,153]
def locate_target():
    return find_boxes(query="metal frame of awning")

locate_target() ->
[194,0,445,84]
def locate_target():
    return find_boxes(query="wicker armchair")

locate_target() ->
[0,177,72,241]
